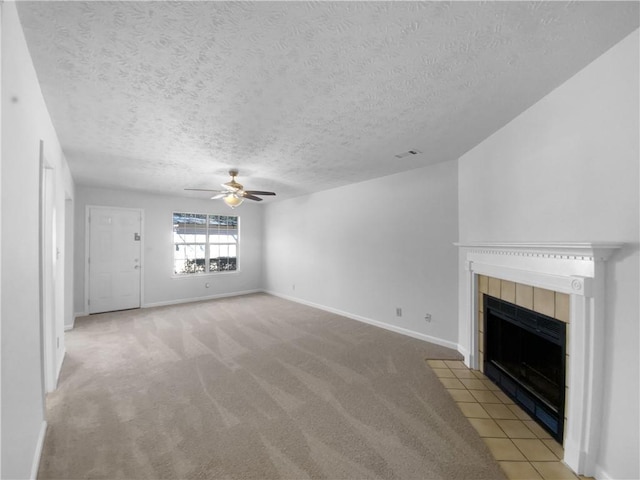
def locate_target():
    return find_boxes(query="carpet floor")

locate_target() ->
[38,293,506,479]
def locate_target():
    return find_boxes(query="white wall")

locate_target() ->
[74,186,264,313]
[0,4,4,476]
[458,30,639,480]
[1,2,75,478]
[263,159,459,347]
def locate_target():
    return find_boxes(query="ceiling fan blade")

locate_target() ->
[241,192,263,201]
[244,190,276,196]
[211,193,226,200]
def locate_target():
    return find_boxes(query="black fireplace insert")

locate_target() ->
[484,295,566,442]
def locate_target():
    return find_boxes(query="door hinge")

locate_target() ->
[88,257,91,264]
[88,299,90,306]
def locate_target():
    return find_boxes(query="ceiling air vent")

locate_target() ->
[394,149,422,159]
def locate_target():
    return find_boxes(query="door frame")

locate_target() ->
[84,205,145,315]
[64,196,74,330]
[39,144,57,393]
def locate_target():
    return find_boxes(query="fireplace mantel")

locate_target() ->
[455,241,622,261]
[456,241,623,476]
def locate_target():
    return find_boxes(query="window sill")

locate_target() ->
[171,270,240,279]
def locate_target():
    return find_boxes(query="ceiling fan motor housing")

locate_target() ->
[224,170,243,191]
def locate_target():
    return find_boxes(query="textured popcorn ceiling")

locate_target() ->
[16,1,639,200]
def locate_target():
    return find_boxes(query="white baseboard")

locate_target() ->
[30,421,48,480]
[593,464,613,480]
[265,290,460,352]
[143,289,262,309]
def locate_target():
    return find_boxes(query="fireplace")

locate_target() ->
[456,242,622,476]
[484,295,566,442]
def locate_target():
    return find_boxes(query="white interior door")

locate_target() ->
[88,207,142,314]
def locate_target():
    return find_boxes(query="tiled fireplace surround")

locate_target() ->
[457,243,622,477]
[475,274,570,432]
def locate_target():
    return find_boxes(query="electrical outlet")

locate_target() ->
[396,307,402,317]
[292,284,296,291]
[424,313,432,322]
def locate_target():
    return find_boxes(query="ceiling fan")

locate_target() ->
[185,169,276,208]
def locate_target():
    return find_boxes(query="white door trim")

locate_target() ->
[39,143,57,394]
[84,205,145,315]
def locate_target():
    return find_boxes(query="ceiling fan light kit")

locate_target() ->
[185,169,276,208]
[222,194,244,208]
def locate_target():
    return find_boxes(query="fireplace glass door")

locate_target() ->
[484,295,566,442]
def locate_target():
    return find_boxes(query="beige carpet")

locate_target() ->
[39,293,506,479]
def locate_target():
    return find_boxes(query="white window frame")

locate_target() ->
[172,212,239,276]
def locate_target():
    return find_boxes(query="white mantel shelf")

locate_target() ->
[454,241,623,259]
[456,241,623,477]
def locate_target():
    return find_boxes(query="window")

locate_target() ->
[173,213,238,275]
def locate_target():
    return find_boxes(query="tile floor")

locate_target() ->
[427,359,594,480]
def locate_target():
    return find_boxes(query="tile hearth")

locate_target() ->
[427,359,594,480]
